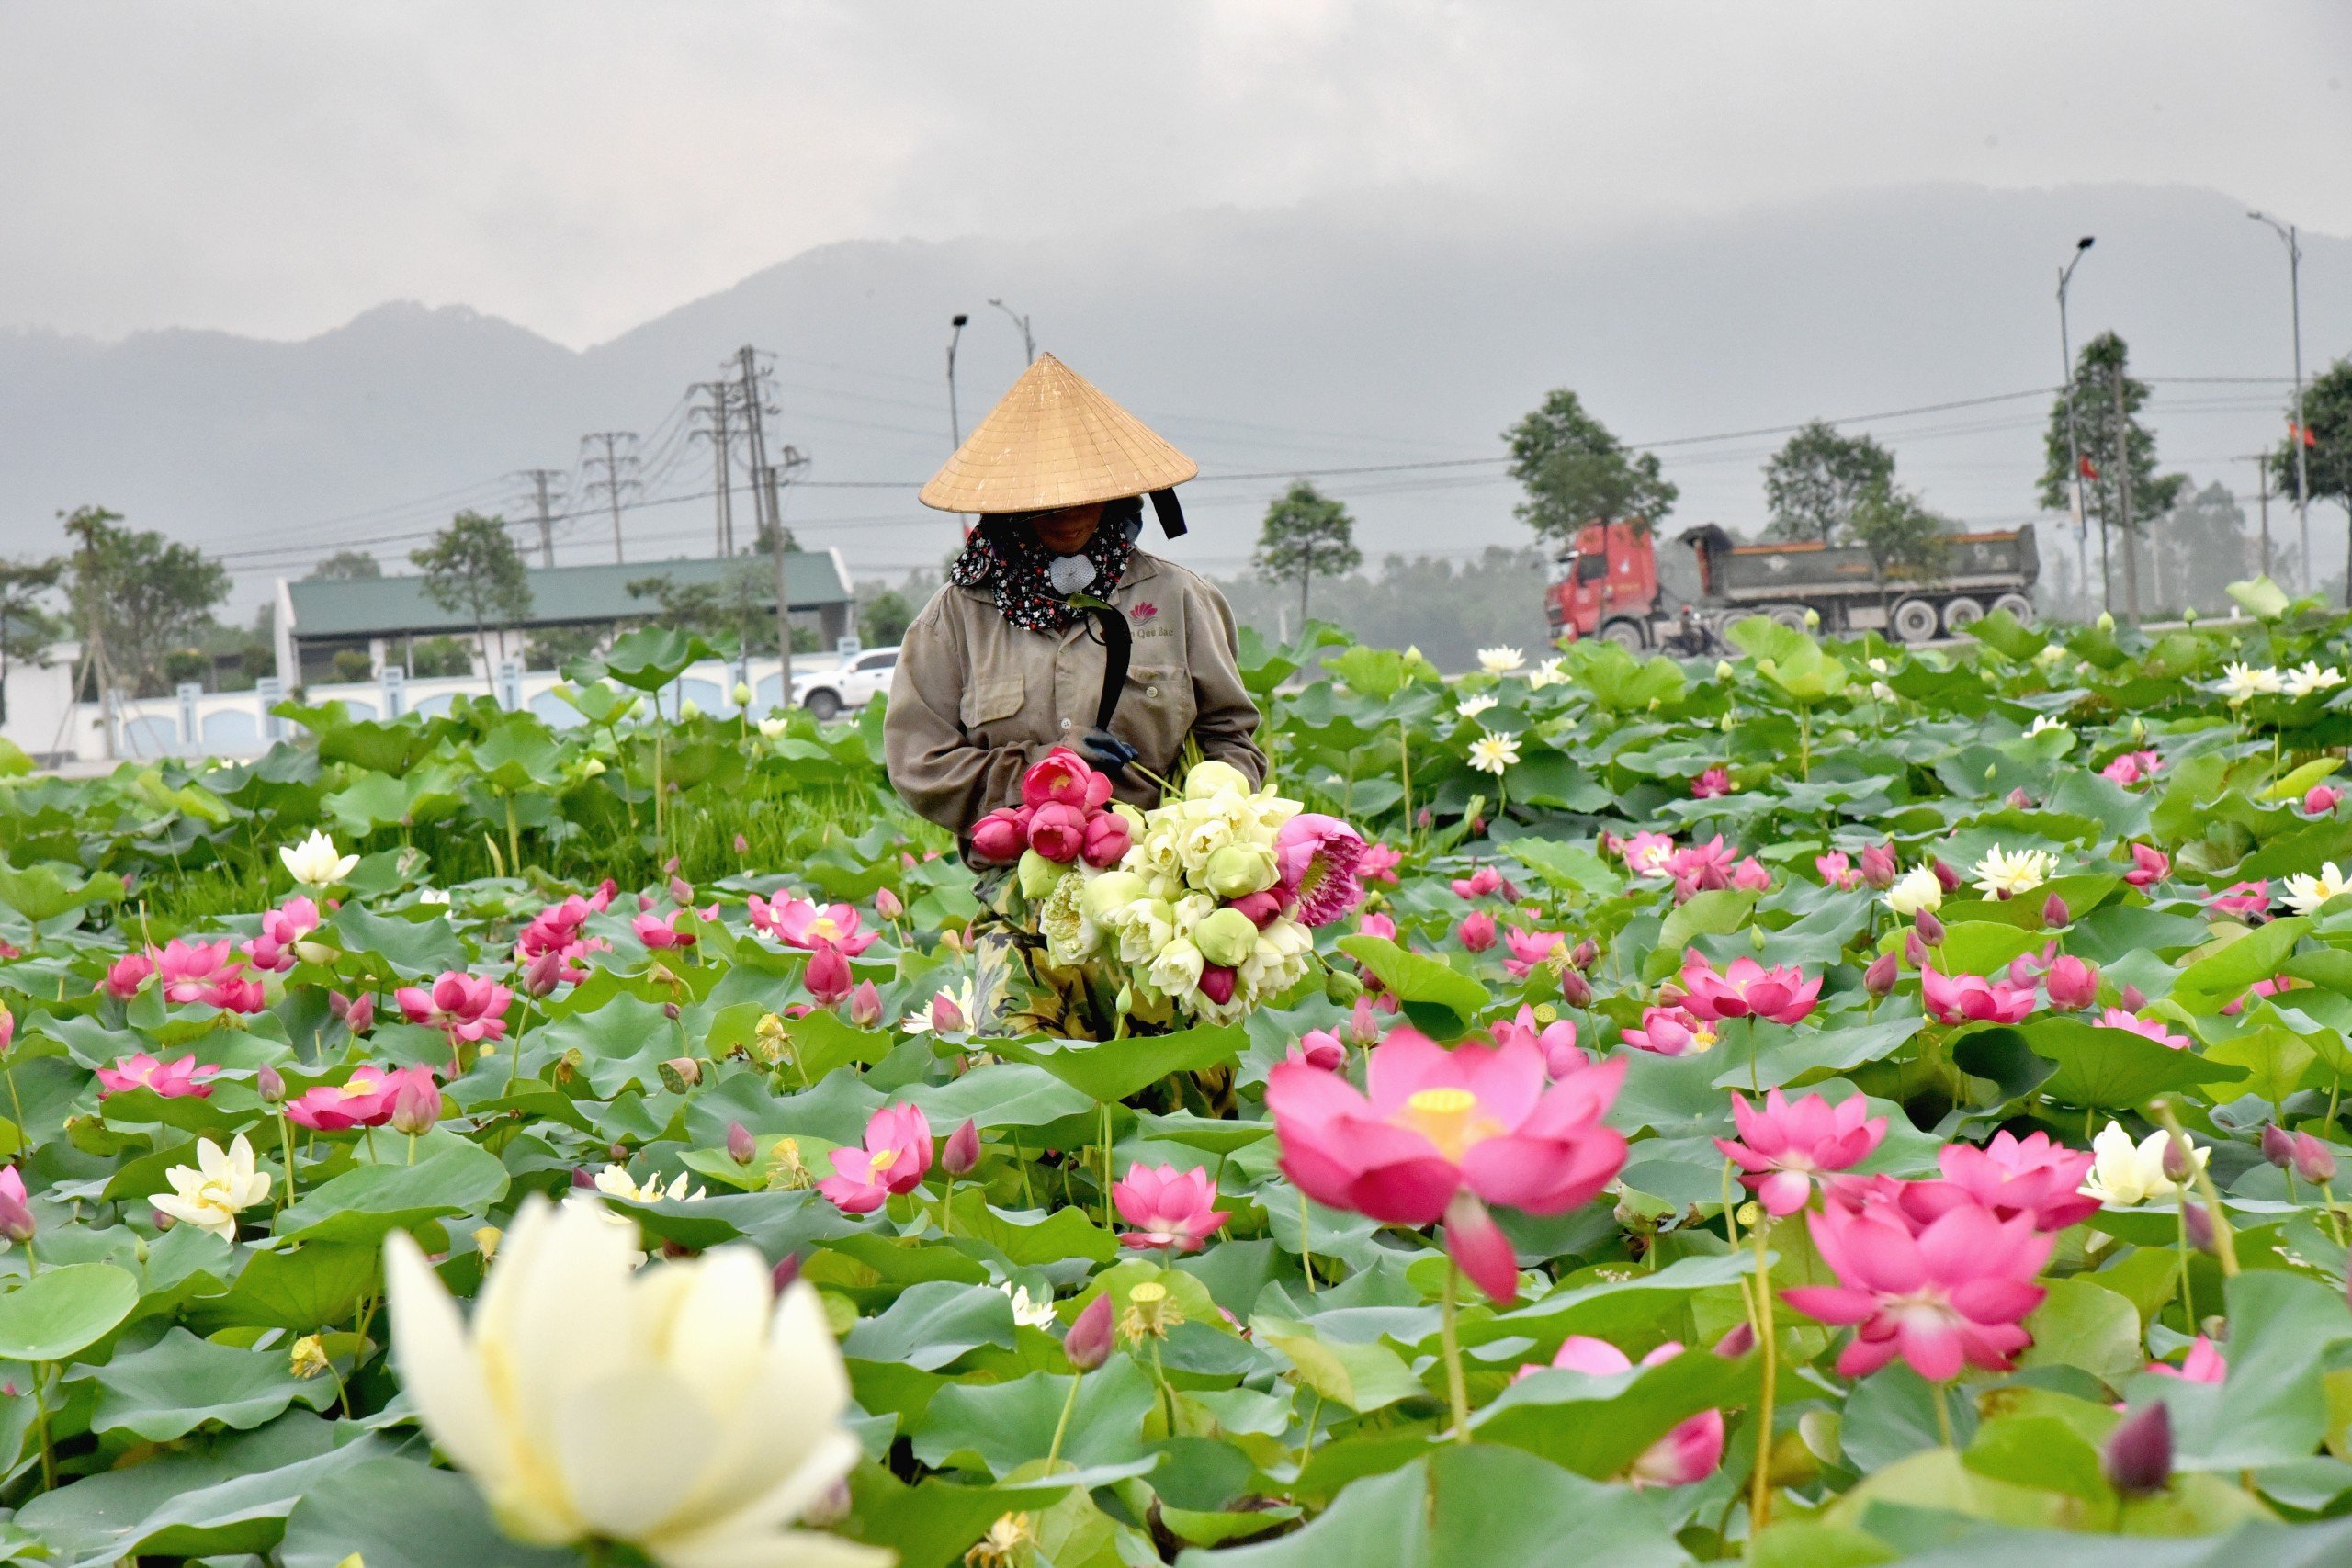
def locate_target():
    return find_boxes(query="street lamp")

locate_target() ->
[2056,235,2098,615]
[988,298,1036,364]
[2248,210,2312,592]
[946,314,969,450]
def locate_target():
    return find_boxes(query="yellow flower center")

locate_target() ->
[1396,1087,1504,1163]
[866,1146,897,1172]
[337,1076,380,1099]
[1692,1024,1718,1050]
[808,917,839,941]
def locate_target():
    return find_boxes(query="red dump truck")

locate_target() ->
[1544,520,2041,649]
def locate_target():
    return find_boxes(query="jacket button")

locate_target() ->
[1147,687,1159,698]
[1059,718,1071,730]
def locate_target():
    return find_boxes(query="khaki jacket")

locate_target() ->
[884,552,1267,836]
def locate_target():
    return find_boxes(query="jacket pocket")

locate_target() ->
[1117,664,1196,771]
[962,676,1026,729]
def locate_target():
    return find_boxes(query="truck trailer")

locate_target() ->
[1544,519,2040,649]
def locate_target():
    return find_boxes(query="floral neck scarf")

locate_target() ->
[950,516,1136,634]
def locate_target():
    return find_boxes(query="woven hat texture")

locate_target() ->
[920,354,1196,513]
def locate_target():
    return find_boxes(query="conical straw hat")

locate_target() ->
[921,354,1197,514]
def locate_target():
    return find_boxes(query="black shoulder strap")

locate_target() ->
[1149,488,1187,538]
[1067,593,1131,732]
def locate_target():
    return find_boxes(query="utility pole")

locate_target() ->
[62,510,116,760]
[2249,212,2312,592]
[2113,375,2139,626]
[769,443,810,705]
[2056,236,2097,615]
[519,468,566,568]
[693,380,735,556]
[946,314,969,447]
[734,346,779,553]
[581,432,640,564]
[2242,453,2273,582]
[989,298,1035,364]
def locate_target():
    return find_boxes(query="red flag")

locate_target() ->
[2290,420,2319,448]
[2078,455,2100,479]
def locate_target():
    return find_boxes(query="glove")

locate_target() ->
[1080,728,1138,782]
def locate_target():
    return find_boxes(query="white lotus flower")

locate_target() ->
[1883,865,1942,918]
[416,888,452,907]
[1455,694,1498,720]
[758,716,789,739]
[999,1282,1057,1330]
[2025,715,2071,739]
[1467,734,1521,775]
[2034,644,2069,666]
[2284,863,2352,916]
[2283,661,2346,699]
[1478,646,1526,675]
[279,829,358,889]
[386,1197,880,1568]
[1526,658,1567,691]
[586,1165,707,1205]
[2217,662,2285,704]
[149,1134,271,1242]
[1970,844,2054,899]
[2079,1122,2205,1208]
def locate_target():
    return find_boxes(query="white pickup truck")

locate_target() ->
[791,646,900,720]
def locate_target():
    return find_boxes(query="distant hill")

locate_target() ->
[1,180,2344,654]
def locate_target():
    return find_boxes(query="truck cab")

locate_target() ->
[1545,520,1661,647]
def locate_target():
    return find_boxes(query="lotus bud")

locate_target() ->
[1065,1291,1115,1371]
[728,1122,757,1166]
[1228,889,1286,928]
[0,1007,13,1057]
[2293,1131,2339,1185]
[2161,1132,2196,1184]
[2182,1199,2217,1255]
[1197,965,1238,1006]
[1182,760,1252,801]
[929,990,967,1034]
[2261,1122,2298,1169]
[1857,843,1898,888]
[2309,784,2345,816]
[1080,812,1134,869]
[1017,847,1064,898]
[1203,842,1280,898]
[663,1001,682,1021]
[969,808,1028,863]
[2120,983,2147,1011]
[571,1166,600,1189]
[1558,967,1593,1009]
[772,1253,802,1293]
[1714,660,1735,681]
[1321,967,1363,1008]
[390,1077,441,1136]
[2006,787,2032,809]
[2044,954,2098,1011]
[876,887,904,920]
[848,981,884,1029]
[2041,893,2071,928]
[2102,1401,2172,1497]
[522,950,565,998]
[732,680,753,707]
[1864,950,1899,998]
[658,1056,703,1091]
[1913,909,1945,946]
[1080,870,1149,925]
[733,833,751,855]
[1713,1321,1757,1358]
[0,1190,35,1247]
[943,1118,980,1177]
[1570,937,1600,971]
[256,1063,287,1103]
[1193,908,1260,969]
[1903,930,1928,968]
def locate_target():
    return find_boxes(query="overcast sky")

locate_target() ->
[1,1,2346,348]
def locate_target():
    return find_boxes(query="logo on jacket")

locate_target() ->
[1131,603,1159,623]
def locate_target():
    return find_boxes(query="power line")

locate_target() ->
[580,432,640,564]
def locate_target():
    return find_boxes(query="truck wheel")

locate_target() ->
[1941,596,1985,635]
[1765,604,1809,632]
[1991,592,2036,626]
[1890,598,1940,643]
[1600,618,1648,650]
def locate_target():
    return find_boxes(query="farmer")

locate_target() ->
[885,353,1266,1035]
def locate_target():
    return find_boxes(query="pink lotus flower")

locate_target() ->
[1937,1131,2099,1231]
[1081,812,1133,869]
[2147,1336,2226,1384]
[1531,1337,1724,1485]
[1022,747,1113,812]
[1620,1006,1716,1056]
[2123,843,2170,887]
[1458,911,1498,953]
[1450,864,1509,901]
[1341,994,1382,1046]
[2208,880,2271,921]
[2308,784,2344,816]
[2100,750,2162,786]
[2095,1007,2190,1049]
[1502,927,1565,979]
[245,896,322,973]
[805,942,854,1006]
[750,897,877,957]
[634,909,697,950]
[1357,911,1396,942]
[847,980,883,1029]
[330,990,376,1034]
[1488,1005,1585,1077]
[1662,836,1739,902]
[1678,954,1820,1026]
[208,971,267,1014]
[968,807,1029,863]
[1920,967,2037,1025]
[1781,1198,2053,1382]
[1198,965,1238,1006]
[1290,1031,1346,1071]
[1265,1026,1627,1302]
[284,1062,421,1131]
[1228,889,1288,928]
[1027,802,1088,863]
[1731,856,1772,892]
[1716,1089,1887,1215]
[103,951,155,998]
[395,971,514,1045]
[1691,766,1734,799]
[514,895,610,983]
[1360,842,1402,885]
[1113,1163,1230,1252]
[1617,831,1677,878]
[817,1102,934,1213]
[97,1052,220,1099]
[0,1165,31,1243]
[156,939,246,1007]
[2043,953,2099,1011]
[1274,814,1366,927]
[1816,852,1860,890]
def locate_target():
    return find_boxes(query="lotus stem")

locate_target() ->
[2152,1102,2238,1277]
[1044,1368,1085,1472]
[1749,1216,1779,1527]
[1299,1188,1317,1294]
[277,1111,299,1207]
[33,1362,53,1492]
[1932,1381,1956,1450]
[1440,1262,1471,1445]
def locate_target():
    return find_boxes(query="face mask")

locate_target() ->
[1046,554,1099,594]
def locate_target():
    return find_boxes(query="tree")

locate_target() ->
[1848,480,1951,586]
[626,563,772,653]
[2270,356,2352,604]
[2037,333,2187,616]
[411,512,531,693]
[1762,422,1895,543]
[0,556,66,726]
[62,506,231,698]
[2145,481,2252,615]
[1251,480,1362,621]
[1504,389,1678,546]
[308,549,382,580]
[859,590,916,647]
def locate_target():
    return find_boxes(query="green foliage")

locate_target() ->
[63,504,232,698]
[1764,419,1896,544]
[1252,480,1363,618]
[409,510,531,683]
[1504,388,1678,546]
